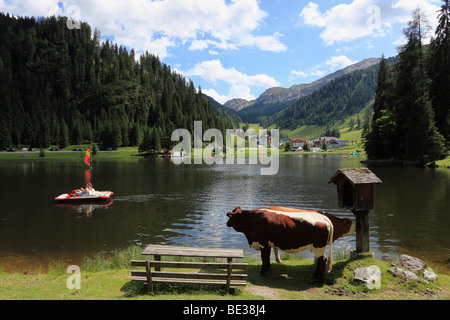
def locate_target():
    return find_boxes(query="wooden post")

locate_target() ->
[154,255,161,272]
[353,210,370,253]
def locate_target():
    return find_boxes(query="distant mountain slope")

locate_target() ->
[268,56,398,130]
[223,98,253,112]
[269,64,377,130]
[203,94,242,127]
[231,58,382,123]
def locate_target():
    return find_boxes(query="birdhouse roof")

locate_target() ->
[328,168,382,185]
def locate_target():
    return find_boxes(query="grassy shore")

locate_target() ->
[0,147,140,161]
[436,155,450,168]
[0,246,448,300]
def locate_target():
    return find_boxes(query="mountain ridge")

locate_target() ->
[223,58,382,120]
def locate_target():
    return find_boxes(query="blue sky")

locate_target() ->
[0,0,442,104]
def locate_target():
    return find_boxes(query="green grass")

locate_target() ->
[0,147,140,161]
[436,155,450,168]
[1,246,449,300]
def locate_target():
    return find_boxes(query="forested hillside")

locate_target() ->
[237,58,381,126]
[0,14,240,151]
[265,60,396,130]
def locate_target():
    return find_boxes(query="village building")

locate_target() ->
[291,138,307,149]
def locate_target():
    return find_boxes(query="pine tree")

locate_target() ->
[0,116,12,150]
[110,121,122,150]
[139,127,152,153]
[361,107,371,142]
[37,120,50,148]
[373,55,390,121]
[365,55,393,159]
[70,120,82,145]
[429,0,450,149]
[129,123,141,147]
[58,119,69,149]
[154,127,162,152]
[394,7,445,162]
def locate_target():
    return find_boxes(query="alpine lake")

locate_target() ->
[0,152,449,274]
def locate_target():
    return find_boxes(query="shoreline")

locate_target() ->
[2,148,448,170]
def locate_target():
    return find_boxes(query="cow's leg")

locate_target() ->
[313,248,327,283]
[314,256,326,283]
[273,247,282,264]
[260,245,271,276]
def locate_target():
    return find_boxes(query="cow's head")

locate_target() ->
[226,206,244,231]
[342,218,356,237]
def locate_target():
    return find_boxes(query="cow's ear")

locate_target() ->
[227,207,242,217]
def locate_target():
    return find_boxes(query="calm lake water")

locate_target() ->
[0,154,449,273]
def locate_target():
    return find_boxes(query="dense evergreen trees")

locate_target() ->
[365,6,447,163]
[429,0,450,149]
[0,14,239,151]
[268,64,380,130]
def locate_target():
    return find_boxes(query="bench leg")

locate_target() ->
[226,258,232,293]
[154,255,161,272]
[145,260,153,293]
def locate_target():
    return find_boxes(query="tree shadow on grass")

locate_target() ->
[120,279,241,298]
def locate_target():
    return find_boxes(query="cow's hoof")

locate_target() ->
[276,259,283,264]
[311,277,325,285]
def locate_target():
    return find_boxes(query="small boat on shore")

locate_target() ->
[54,188,113,203]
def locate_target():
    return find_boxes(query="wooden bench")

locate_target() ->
[131,244,248,293]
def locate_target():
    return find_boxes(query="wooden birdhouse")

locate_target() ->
[328,168,382,211]
[329,168,382,257]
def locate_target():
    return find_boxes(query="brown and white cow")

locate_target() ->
[226,206,355,282]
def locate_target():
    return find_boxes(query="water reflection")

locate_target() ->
[55,201,114,217]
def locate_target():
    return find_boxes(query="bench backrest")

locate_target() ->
[141,244,244,259]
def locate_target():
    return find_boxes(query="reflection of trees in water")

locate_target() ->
[371,167,450,270]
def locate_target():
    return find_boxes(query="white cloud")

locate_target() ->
[189,40,210,51]
[202,88,229,104]
[228,84,256,101]
[290,70,309,78]
[184,60,279,88]
[203,85,255,105]
[0,0,286,58]
[299,2,327,27]
[325,55,357,69]
[393,37,408,47]
[290,55,356,80]
[290,69,326,79]
[184,59,279,104]
[0,0,63,17]
[299,0,440,46]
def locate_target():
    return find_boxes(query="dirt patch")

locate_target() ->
[243,284,282,300]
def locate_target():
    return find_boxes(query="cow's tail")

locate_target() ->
[324,216,334,272]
